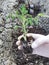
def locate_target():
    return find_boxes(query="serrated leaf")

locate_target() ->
[26,17,33,26]
[20,4,28,15]
[6,13,16,20]
[16,10,20,15]
[33,17,39,25]
[13,25,21,30]
[11,14,16,20]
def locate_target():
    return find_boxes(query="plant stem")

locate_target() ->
[22,17,27,41]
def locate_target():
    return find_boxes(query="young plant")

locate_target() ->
[7,4,39,41]
[15,4,39,41]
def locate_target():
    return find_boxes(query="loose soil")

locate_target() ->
[11,26,49,65]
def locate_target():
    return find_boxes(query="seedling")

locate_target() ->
[7,4,39,41]
[15,4,39,40]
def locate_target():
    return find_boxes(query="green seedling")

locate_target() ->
[7,4,39,41]
[15,4,39,41]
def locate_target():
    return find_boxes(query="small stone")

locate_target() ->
[0,48,4,54]
[0,34,2,39]
[44,62,49,65]
[13,2,19,8]
[0,8,3,13]
[12,62,17,65]
[1,31,6,36]
[4,50,10,57]
[6,18,11,23]
[0,39,3,45]
[0,53,4,57]
[30,4,34,8]
[5,24,12,29]
[26,58,28,61]
[0,27,4,32]
[4,42,12,48]
[29,9,34,14]
[2,29,12,41]
[35,60,38,64]
[27,63,34,65]
[12,22,16,27]
[6,36,12,42]
[39,62,43,65]
[0,18,5,26]
[4,59,16,65]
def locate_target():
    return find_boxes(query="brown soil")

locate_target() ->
[12,26,49,65]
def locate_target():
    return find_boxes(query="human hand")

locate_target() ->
[26,33,49,58]
[16,33,45,50]
[16,33,49,57]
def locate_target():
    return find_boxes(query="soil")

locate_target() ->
[11,26,49,65]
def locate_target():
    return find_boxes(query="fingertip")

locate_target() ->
[18,35,24,40]
[18,45,23,50]
[26,33,33,37]
[16,40,21,46]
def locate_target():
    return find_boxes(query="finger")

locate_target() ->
[18,35,24,40]
[18,33,45,40]
[16,40,21,46]
[18,45,23,50]
[26,33,45,40]
[31,36,46,49]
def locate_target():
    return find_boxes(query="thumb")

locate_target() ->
[31,36,47,49]
[26,33,45,40]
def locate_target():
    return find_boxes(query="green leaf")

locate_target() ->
[33,17,39,25]
[13,25,21,30]
[6,13,16,20]
[11,14,16,20]
[38,13,45,17]
[17,15,24,22]
[28,18,33,25]
[16,10,20,15]
[20,4,28,15]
